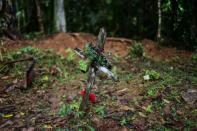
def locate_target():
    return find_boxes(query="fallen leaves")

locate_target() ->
[43,124,53,129]
[138,112,146,118]
[119,105,135,112]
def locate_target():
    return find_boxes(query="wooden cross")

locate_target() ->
[74,28,118,111]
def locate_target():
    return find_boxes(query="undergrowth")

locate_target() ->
[0,46,196,130]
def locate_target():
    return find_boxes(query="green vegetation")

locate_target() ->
[78,60,89,72]
[0,46,82,87]
[144,69,160,80]
[95,106,105,116]
[2,0,196,50]
[191,52,197,62]
[24,32,44,40]
[1,0,196,129]
[65,48,76,62]
[58,100,81,117]
[128,42,144,58]
[0,46,196,130]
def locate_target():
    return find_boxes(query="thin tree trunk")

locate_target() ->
[54,0,66,32]
[35,0,44,33]
[191,0,196,40]
[157,0,162,43]
[170,0,178,38]
[139,0,145,37]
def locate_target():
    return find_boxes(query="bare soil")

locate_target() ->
[3,32,192,60]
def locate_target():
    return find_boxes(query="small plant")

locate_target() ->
[121,73,133,81]
[58,100,80,117]
[111,66,118,76]
[120,118,127,126]
[145,104,153,113]
[19,46,40,54]
[144,70,160,80]
[128,42,144,58]
[191,52,197,62]
[113,54,121,63]
[24,32,44,40]
[95,106,105,116]
[147,84,164,98]
[65,48,76,62]
[58,104,72,117]
[147,87,158,97]
[6,46,41,60]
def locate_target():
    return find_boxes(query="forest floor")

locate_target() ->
[0,33,196,130]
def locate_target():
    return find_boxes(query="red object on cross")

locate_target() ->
[80,90,96,103]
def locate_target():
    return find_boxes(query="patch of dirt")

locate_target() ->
[91,116,128,131]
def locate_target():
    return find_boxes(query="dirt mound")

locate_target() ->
[2,32,192,61]
[35,32,132,57]
[36,33,192,60]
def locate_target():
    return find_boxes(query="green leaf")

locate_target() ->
[120,118,127,126]
[145,104,153,113]
[145,70,160,80]
[3,114,13,118]
[42,75,49,81]
[95,106,105,116]
[78,60,88,72]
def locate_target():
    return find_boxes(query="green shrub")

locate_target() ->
[24,32,44,40]
[128,42,144,58]
[58,100,80,117]
[147,86,159,98]
[191,52,197,62]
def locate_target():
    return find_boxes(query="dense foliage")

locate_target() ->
[2,0,197,50]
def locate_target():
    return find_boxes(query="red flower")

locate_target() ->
[80,90,85,96]
[89,93,96,103]
[80,90,96,103]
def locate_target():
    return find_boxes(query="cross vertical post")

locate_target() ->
[79,66,96,111]
[74,28,118,112]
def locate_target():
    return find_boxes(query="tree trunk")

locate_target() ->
[54,0,66,32]
[157,0,162,43]
[170,0,178,39]
[35,0,44,33]
[191,0,196,41]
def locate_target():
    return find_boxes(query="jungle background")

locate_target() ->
[0,0,197,130]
